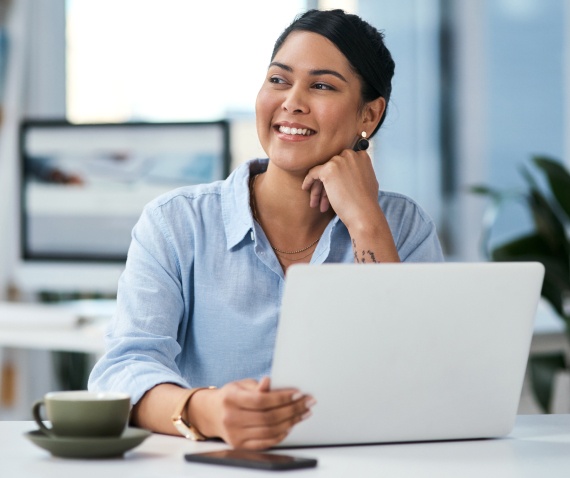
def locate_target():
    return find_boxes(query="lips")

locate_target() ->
[278,125,315,136]
[274,123,316,137]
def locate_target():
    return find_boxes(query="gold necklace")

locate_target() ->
[250,173,321,255]
[274,249,316,261]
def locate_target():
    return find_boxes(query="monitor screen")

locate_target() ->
[20,120,230,262]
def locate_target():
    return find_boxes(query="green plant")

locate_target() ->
[471,156,570,412]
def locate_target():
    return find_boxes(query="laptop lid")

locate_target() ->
[271,262,545,447]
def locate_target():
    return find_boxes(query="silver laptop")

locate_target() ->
[271,262,544,447]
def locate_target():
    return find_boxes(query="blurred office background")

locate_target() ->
[0,0,569,416]
[2,0,569,296]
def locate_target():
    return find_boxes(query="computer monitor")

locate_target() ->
[17,119,230,293]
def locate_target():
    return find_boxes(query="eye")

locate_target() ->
[313,82,335,91]
[269,76,287,85]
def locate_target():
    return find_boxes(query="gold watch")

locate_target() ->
[171,386,216,440]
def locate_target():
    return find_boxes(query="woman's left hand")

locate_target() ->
[301,149,382,231]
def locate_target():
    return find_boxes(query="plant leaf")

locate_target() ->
[470,186,526,259]
[521,162,569,254]
[529,353,567,412]
[491,233,558,260]
[526,187,567,256]
[518,159,569,256]
[469,184,523,201]
[469,185,494,195]
[491,235,570,322]
[533,156,570,219]
[540,258,570,327]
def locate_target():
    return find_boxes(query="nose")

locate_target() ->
[281,85,309,114]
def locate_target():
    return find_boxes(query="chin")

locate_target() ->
[269,154,323,176]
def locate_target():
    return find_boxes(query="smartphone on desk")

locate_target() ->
[184,449,318,471]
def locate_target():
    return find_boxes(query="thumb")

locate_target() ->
[257,376,271,392]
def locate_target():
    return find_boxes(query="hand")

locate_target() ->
[198,377,315,450]
[302,149,382,231]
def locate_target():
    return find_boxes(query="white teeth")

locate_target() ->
[278,126,313,136]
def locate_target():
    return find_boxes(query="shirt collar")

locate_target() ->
[222,159,268,251]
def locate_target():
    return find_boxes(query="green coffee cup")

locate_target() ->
[32,391,131,438]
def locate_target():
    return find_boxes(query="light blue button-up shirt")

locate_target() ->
[89,159,444,403]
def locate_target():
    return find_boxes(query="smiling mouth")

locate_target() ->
[277,125,316,136]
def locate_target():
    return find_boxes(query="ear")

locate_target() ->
[360,97,386,136]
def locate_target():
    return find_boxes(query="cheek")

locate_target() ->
[255,90,271,142]
[254,90,265,123]
[255,87,276,120]
[319,103,359,140]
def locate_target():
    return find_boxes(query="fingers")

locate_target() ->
[257,376,271,392]
[319,188,330,213]
[302,150,366,214]
[216,379,317,450]
[307,179,323,208]
[300,150,380,228]
[239,433,289,451]
[238,378,263,390]
[224,400,313,450]
[305,180,331,213]
[232,384,308,413]
[239,394,313,429]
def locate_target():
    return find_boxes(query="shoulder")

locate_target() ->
[378,190,435,226]
[146,181,224,213]
[131,182,225,254]
[377,191,443,262]
[143,159,258,216]
[134,160,255,246]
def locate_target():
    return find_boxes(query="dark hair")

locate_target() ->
[271,9,395,138]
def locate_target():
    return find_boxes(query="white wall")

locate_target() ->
[0,0,65,300]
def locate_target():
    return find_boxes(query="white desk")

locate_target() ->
[2,415,570,477]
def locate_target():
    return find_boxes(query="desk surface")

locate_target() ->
[3,415,570,477]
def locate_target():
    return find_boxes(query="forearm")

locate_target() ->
[348,207,400,263]
[131,383,192,435]
[132,382,220,438]
[131,379,313,450]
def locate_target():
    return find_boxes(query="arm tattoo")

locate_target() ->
[352,239,378,263]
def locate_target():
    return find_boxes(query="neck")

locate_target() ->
[251,163,334,251]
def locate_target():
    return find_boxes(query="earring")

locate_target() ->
[354,131,369,152]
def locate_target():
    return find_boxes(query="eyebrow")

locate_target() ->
[269,61,348,83]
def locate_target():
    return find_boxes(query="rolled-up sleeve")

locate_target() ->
[88,203,192,404]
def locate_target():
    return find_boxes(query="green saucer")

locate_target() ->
[25,427,151,459]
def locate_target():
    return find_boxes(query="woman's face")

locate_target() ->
[255,31,368,175]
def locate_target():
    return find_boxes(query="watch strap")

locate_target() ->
[171,386,216,440]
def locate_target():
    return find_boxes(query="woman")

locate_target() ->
[89,9,444,450]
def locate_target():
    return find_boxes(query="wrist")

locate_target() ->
[343,203,385,233]
[348,212,400,263]
[186,387,220,439]
[346,212,386,239]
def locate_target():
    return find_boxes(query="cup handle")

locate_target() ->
[32,399,55,437]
